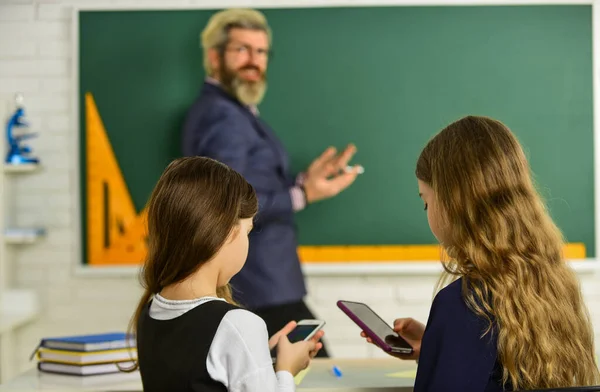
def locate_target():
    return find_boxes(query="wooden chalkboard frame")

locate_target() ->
[70,0,600,276]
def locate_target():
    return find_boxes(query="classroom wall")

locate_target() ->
[1,0,600,378]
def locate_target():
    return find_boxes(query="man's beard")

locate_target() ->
[220,62,267,106]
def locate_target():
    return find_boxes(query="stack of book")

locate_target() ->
[34,332,137,376]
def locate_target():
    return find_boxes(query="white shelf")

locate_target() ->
[5,236,43,245]
[0,289,39,335]
[3,163,40,173]
[4,228,46,245]
[0,98,44,383]
[0,289,39,383]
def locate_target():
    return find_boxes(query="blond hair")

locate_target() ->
[416,115,600,390]
[200,8,272,76]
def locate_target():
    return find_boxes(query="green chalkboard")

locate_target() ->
[79,5,595,260]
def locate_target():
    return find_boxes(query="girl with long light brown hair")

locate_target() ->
[363,116,599,391]
[125,156,323,392]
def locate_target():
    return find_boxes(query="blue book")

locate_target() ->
[40,332,135,352]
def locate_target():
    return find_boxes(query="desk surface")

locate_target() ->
[0,358,416,392]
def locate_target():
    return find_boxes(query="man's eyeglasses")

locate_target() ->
[222,43,272,60]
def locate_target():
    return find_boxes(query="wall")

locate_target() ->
[1,0,599,379]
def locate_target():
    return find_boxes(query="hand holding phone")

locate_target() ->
[337,300,414,355]
[275,334,316,376]
[286,319,325,343]
[362,317,424,360]
[271,320,325,365]
[273,320,325,375]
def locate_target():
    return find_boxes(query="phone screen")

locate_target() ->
[287,324,319,343]
[340,301,412,351]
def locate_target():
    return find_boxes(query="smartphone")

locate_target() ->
[337,300,413,354]
[286,319,326,343]
[271,319,325,362]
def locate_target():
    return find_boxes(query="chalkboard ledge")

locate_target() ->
[300,259,600,276]
[73,259,600,278]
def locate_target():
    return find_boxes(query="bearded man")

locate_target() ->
[182,9,361,357]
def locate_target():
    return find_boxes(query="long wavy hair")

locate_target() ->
[122,156,258,372]
[416,115,599,390]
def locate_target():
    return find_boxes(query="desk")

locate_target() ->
[0,358,416,392]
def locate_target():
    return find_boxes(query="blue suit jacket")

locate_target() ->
[415,278,506,392]
[181,82,307,309]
